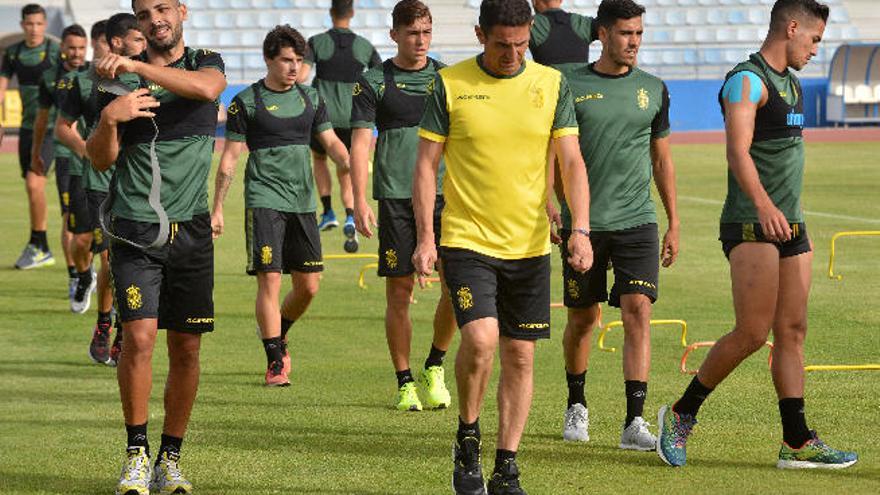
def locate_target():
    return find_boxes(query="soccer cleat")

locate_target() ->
[656,404,697,467]
[116,446,150,495]
[150,450,193,494]
[396,381,423,411]
[68,276,78,302]
[343,214,359,253]
[71,272,97,314]
[265,359,290,387]
[452,437,486,495]
[562,403,589,442]
[487,458,526,495]
[89,320,113,364]
[419,365,451,409]
[108,331,123,367]
[14,244,55,270]
[317,210,339,231]
[777,431,858,469]
[620,416,657,451]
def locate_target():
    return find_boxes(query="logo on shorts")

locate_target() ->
[185,317,214,324]
[456,286,474,311]
[637,88,650,110]
[385,249,398,270]
[261,245,273,265]
[62,192,69,206]
[629,279,656,290]
[566,279,580,300]
[126,285,143,311]
[93,228,103,246]
[518,322,550,330]
[69,214,76,228]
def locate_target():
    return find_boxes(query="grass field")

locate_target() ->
[0,141,878,494]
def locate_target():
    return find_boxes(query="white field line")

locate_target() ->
[678,195,880,225]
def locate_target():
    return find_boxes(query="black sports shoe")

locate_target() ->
[487,458,526,495]
[452,437,486,495]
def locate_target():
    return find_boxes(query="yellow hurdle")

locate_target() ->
[827,230,880,280]
[325,254,379,261]
[357,262,379,289]
[805,364,880,372]
[597,319,688,353]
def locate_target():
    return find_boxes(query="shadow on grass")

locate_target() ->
[0,471,106,494]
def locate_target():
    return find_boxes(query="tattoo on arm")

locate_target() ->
[215,170,234,203]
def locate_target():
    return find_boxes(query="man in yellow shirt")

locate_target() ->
[413,1,592,492]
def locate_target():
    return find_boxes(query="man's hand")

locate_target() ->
[102,88,159,125]
[29,153,45,176]
[95,53,139,80]
[354,200,376,238]
[661,224,680,268]
[412,240,438,289]
[567,232,593,273]
[547,199,562,245]
[210,209,224,239]
[757,202,791,242]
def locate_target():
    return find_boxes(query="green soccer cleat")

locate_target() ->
[656,404,697,467]
[777,431,858,469]
[396,381,423,411]
[419,365,451,409]
[150,450,194,494]
[115,446,150,495]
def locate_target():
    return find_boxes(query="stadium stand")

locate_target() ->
[826,43,880,124]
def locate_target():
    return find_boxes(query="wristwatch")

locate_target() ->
[572,228,590,238]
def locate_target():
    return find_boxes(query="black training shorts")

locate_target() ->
[245,208,323,275]
[55,156,71,215]
[560,223,660,309]
[720,222,811,259]
[87,190,110,254]
[67,175,91,234]
[441,247,550,341]
[109,213,214,333]
[18,128,55,178]
[377,196,443,277]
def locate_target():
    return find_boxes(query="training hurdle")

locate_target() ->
[805,364,880,372]
[321,254,380,289]
[679,341,878,374]
[597,319,688,353]
[827,230,880,280]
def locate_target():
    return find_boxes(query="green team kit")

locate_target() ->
[530,8,596,73]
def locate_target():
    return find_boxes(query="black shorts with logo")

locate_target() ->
[67,175,91,234]
[560,223,660,309]
[441,247,550,341]
[18,128,55,178]
[87,190,110,254]
[720,222,811,259]
[55,156,71,215]
[246,208,323,275]
[378,196,444,277]
[310,127,352,155]
[109,213,214,333]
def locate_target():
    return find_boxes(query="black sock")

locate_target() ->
[673,376,714,418]
[779,398,811,449]
[566,370,587,408]
[67,265,76,278]
[424,345,446,369]
[494,449,516,474]
[457,417,480,445]
[262,337,284,366]
[344,207,354,217]
[126,423,149,454]
[31,230,48,251]
[158,433,183,460]
[395,369,414,388]
[78,269,92,286]
[98,311,112,324]
[320,195,332,214]
[624,380,648,427]
[280,317,294,341]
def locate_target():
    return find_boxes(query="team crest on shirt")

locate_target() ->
[261,246,273,265]
[227,101,239,115]
[266,104,279,111]
[456,286,474,311]
[566,279,580,300]
[385,249,398,269]
[352,82,362,96]
[529,85,545,108]
[126,284,143,311]
[426,78,435,95]
[637,88,649,110]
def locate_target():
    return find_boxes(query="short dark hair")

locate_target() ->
[478,0,532,35]
[263,24,307,60]
[131,0,180,12]
[596,0,646,29]
[91,20,108,41]
[106,13,139,44]
[61,24,87,41]
[770,0,830,32]
[21,3,46,20]
[392,0,432,30]
[331,0,353,18]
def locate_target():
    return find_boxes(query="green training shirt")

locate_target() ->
[38,62,75,159]
[350,58,445,199]
[1,39,60,130]
[226,81,332,213]
[57,63,114,188]
[96,47,225,223]
[529,9,596,74]
[561,63,670,231]
[306,28,381,129]
[720,53,805,224]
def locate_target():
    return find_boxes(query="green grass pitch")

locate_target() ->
[0,141,878,494]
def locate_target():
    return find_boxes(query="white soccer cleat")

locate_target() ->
[620,416,657,451]
[563,403,590,442]
[150,451,193,494]
[115,446,150,495]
